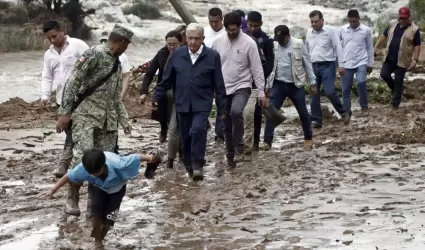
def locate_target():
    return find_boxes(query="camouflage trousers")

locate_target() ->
[243,91,262,156]
[70,122,118,169]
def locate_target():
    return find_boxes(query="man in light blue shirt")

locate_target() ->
[339,9,374,115]
[44,149,161,249]
[263,25,316,150]
[305,10,350,128]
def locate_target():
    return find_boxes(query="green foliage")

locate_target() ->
[410,0,425,31]
[0,25,47,51]
[122,1,161,20]
[0,2,29,25]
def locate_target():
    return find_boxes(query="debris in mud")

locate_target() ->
[286,236,301,244]
[342,240,353,246]
[191,201,211,215]
[22,142,35,147]
[240,226,258,233]
[343,230,354,235]
[0,234,14,242]
[246,190,262,198]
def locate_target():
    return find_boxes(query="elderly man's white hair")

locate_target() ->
[186,23,204,35]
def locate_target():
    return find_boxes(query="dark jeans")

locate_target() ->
[380,60,407,108]
[264,80,312,143]
[158,97,168,135]
[224,87,251,159]
[342,64,368,115]
[310,61,346,125]
[253,102,262,145]
[215,114,225,139]
[178,111,210,171]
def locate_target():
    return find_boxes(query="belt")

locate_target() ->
[312,61,334,66]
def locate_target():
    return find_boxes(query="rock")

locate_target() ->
[126,14,143,27]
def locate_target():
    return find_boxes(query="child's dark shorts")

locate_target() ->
[91,184,126,226]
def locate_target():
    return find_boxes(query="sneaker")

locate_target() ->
[252,143,260,152]
[234,154,244,163]
[304,140,313,150]
[185,166,193,177]
[159,133,167,143]
[166,159,174,169]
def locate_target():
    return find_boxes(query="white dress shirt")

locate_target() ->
[41,36,89,105]
[339,23,374,69]
[119,53,131,73]
[189,45,204,64]
[305,25,345,67]
[204,26,226,47]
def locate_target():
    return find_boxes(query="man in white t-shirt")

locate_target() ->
[41,20,89,178]
[204,8,225,48]
[204,7,226,143]
[99,33,132,101]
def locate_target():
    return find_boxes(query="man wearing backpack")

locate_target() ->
[56,24,133,219]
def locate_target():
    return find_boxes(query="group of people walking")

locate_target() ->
[40,5,420,249]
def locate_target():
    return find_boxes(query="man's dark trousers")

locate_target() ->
[380,60,407,108]
[178,110,210,172]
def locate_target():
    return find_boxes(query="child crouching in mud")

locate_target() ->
[44,149,162,249]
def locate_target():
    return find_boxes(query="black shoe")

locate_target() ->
[253,142,259,152]
[311,122,322,129]
[227,159,236,168]
[192,169,204,181]
[166,159,174,169]
[144,149,162,179]
[185,166,193,177]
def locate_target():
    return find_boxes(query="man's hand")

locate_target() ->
[258,96,268,108]
[124,124,132,135]
[56,115,70,133]
[265,87,270,98]
[367,67,373,74]
[337,67,345,77]
[139,94,148,104]
[310,85,318,96]
[408,59,417,71]
[40,99,50,107]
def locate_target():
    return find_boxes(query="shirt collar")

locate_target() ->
[189,45,203,56]
[49,35,70,51]
[103,163,117,183]
[346,24,362,31]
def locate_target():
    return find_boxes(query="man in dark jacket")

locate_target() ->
[153,23,227,181]
[245,11,274,153]
[140,30,183,143]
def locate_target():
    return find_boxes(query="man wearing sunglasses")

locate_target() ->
[374,6,421,109]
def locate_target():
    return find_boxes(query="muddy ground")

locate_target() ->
[2,80,425,250]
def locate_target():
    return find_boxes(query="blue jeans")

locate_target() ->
[310,61,346,125]
[264,80,312,143]
[342,64,368,115]
[178,111,210,171]
[380,60,407,108]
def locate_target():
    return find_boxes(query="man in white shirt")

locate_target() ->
[339,9,374,115]
[41,20,89,178]
[204,7,226,143]
[204,8,226,47]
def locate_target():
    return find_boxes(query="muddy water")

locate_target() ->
[2,99,425,249]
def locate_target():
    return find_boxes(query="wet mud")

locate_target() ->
[2,83,425,250]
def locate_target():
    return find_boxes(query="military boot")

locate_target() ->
[65,183,81,216]
[54,145,73,178]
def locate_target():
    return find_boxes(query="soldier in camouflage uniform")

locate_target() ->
[56,24,133,218]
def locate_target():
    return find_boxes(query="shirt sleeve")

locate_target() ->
[248,40,265,97]
[414,29,421,46]
[41,50,53,100]
[366,28,374,67]
[67,163,89,183]
[331,27,345,68]
[383,25,390,36]
[119,54,132,73]
[302,43,316,85]
[118,154,141,180]
[77,40,89,56]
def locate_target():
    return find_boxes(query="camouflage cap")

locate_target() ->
[111,24,134,44]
